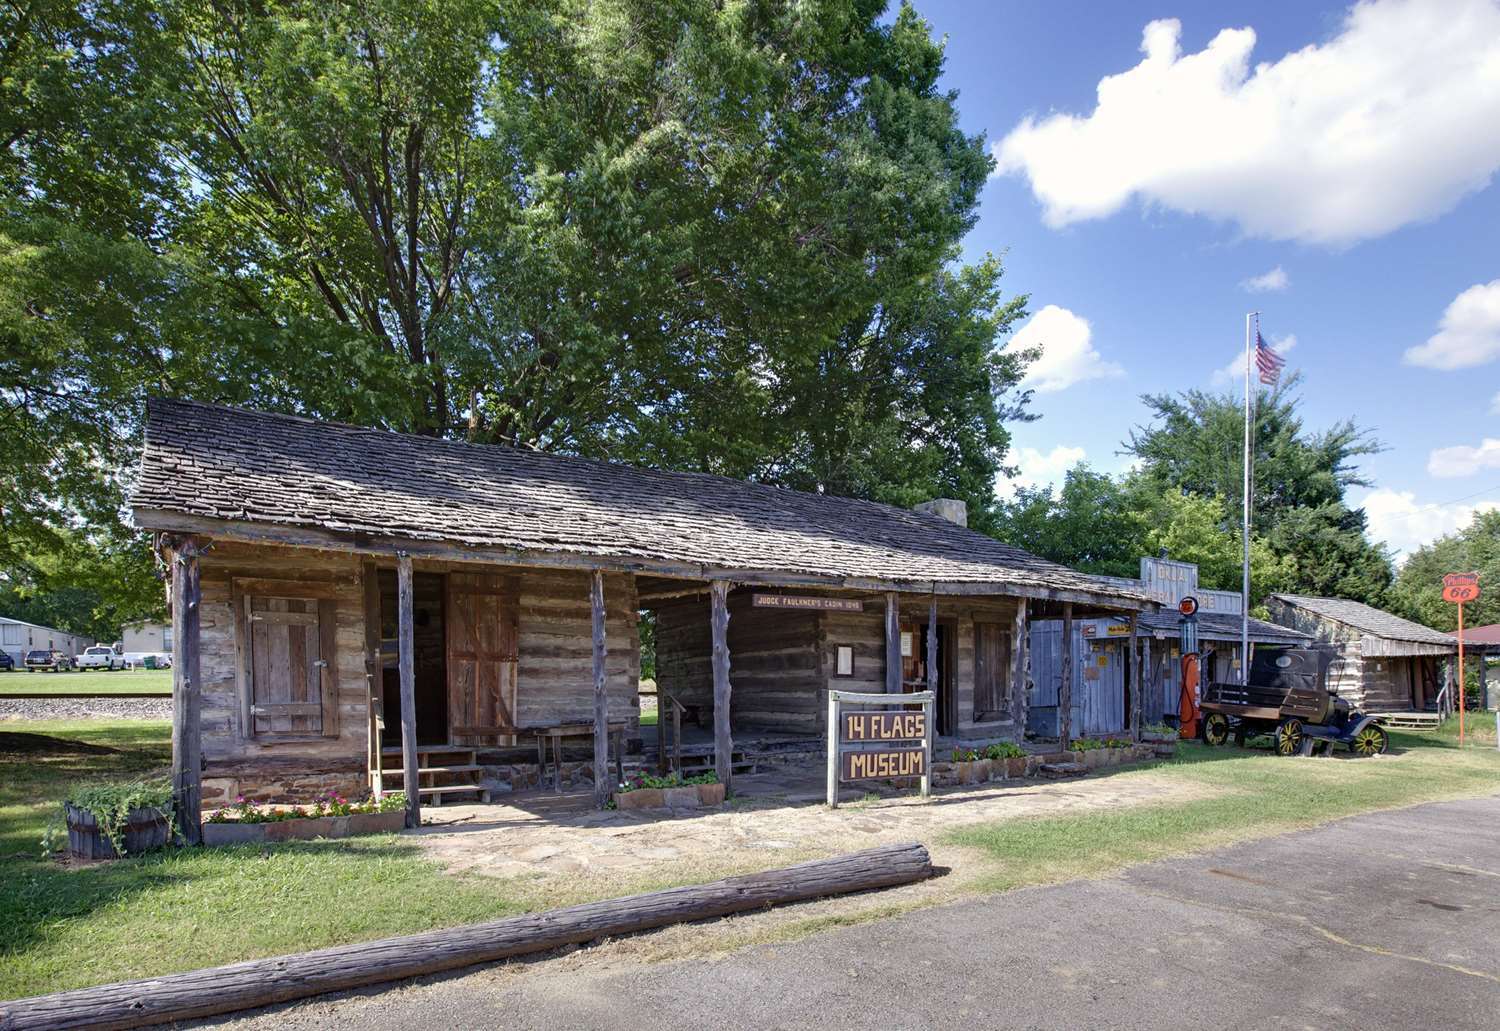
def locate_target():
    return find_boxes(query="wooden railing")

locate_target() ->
[657,690,686,776]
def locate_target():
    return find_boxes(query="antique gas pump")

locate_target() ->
[1177,596,1200,740]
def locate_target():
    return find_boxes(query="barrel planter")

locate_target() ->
[202,810,404,846]
[65,802,170,860]
[1141,732,1177,758]
[613,782,725,812]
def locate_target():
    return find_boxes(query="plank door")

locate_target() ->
[241,592,338,738]
[973,622,1011,722]
[445,572,520,746]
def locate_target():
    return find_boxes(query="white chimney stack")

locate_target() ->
[914,498,968,527]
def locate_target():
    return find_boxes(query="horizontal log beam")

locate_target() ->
[0,843,932,1030]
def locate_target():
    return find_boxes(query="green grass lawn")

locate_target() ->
[949,729,1500,892]
[3,718,1499,1002]
[0,669,173,695]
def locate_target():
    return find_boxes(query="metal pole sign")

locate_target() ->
[826,689,933,809]
[1443,573,1481,747]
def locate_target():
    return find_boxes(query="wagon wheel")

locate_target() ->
[1273,718,1304,756]
[1203,713,1231,746]
[1350,725,1389,757]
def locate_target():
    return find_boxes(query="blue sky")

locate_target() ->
[908,0,1500,558]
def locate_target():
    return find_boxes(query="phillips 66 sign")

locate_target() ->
[1442,572,1481,605]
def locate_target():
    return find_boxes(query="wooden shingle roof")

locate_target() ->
[1269,594,1455,647]
[1138,609,1310,645]
[131,399,1150,607]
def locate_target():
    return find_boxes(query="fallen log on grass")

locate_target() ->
[0,841,931,1030]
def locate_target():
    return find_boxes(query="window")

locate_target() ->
[973,622,1012,721]
[235,582,339,739]
[162,627,173,651]
[0,625,19,646]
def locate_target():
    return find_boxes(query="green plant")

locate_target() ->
[1070,738,1106,752]
[983,742,1026,760]
[1142,723,1176,737]
[51,779,175,857]
[204,791,404,825]
[616,771,719,793]
[952,747,982,763]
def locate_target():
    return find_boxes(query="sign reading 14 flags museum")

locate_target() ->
[827,690,933,808]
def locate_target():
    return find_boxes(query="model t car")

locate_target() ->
[1200,646,1389,757]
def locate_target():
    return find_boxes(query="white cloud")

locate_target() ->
[1403,279,1500,370]
[1241,266,1289,293]
[993,1,1500,246]
[1428,437,1500,478]
[998,444,1087,497]
[1004,304,1123,393]
[1362,488,1499,559]
[1210,334,1296,387]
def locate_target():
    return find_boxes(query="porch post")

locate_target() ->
[710,580,733,791]
[1128,612,1140,741]
[1058,602,1073,748]
[591,570,610,808]
[925,592,938,696]
[169,535,203,845]
[885,592,901,693]
[396,553,421,829]
[1011,598,1029,729]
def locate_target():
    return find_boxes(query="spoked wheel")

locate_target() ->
[1274,718,1304,756]
[1351,724,1389,757]
[1203,713,1231,746]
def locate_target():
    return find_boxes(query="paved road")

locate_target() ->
[220,796,1500,1030]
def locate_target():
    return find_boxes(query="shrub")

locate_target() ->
[616,770,718,792]
[983,742,1026,760]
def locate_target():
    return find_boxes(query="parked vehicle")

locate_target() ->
[1201,646,1389,757]
[75,646,126,671]
[25,649,76,672]
[0,651,13,671]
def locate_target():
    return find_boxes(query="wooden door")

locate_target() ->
[974,622,1011,721]
[239,591,338,738]
[445,572,519,746]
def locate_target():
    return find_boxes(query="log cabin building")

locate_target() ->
[131,399,1152,838]
[1265,594,1459,715]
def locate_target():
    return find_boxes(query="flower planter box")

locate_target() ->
[613,782,725,811]
[201,810,404,846]
[1004,756,1027,779]
[953,759,992,785]
[66,803,170,860]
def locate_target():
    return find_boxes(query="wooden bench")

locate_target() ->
[527,721,629,794]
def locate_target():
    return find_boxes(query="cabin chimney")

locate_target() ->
[914,498,967,528]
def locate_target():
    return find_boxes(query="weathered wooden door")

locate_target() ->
[445,572,520,746]
[239,590,338,738]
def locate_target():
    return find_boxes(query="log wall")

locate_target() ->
[195,543,641,806]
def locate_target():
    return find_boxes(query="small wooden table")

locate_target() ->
[529,721,628,794]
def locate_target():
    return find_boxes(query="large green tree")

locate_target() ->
[2,0,1031,633]
[1390,510,1500,632]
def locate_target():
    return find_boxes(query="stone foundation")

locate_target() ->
[201,769,368,808]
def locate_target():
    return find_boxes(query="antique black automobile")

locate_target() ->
[1200,646,1389,757]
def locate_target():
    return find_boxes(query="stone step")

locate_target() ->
[1037,761,1087,779]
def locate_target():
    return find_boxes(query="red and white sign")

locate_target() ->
[1442,572,1480,605]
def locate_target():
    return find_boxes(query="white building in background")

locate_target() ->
[120,620,172,662]
[0,616,93,665]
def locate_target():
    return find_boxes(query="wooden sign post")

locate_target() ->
[1443,573,1480,747]
[827,689,933,809]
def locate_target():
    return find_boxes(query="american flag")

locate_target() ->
[1254,331,1286,385]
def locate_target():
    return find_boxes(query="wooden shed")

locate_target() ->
[130,399,1152,839]
[1265,594,1458,714]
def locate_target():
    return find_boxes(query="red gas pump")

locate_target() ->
[1176,597,1200,740]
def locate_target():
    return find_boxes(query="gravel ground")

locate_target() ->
[0,696,172,721]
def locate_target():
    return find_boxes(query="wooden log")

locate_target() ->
[170,535,203,845]
[925,594,937,695]
[362,561,383,797]
[0,842,931,1031]
[590,569,610,809]
[710,579,732,791]
[1058,602,1073,748]
[884,591,900,693]
[1011,599,1029,728]
[396,553,420,830]
[1128,612,1140,741]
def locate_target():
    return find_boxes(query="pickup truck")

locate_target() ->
[76,646,127,671]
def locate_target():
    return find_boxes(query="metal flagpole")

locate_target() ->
[1242,313,1254,684]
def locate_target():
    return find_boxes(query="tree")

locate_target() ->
[3,1,1030,632]
[1390,510,1500,632]
[1124,378,1393,605]
[995,466,1143,578]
